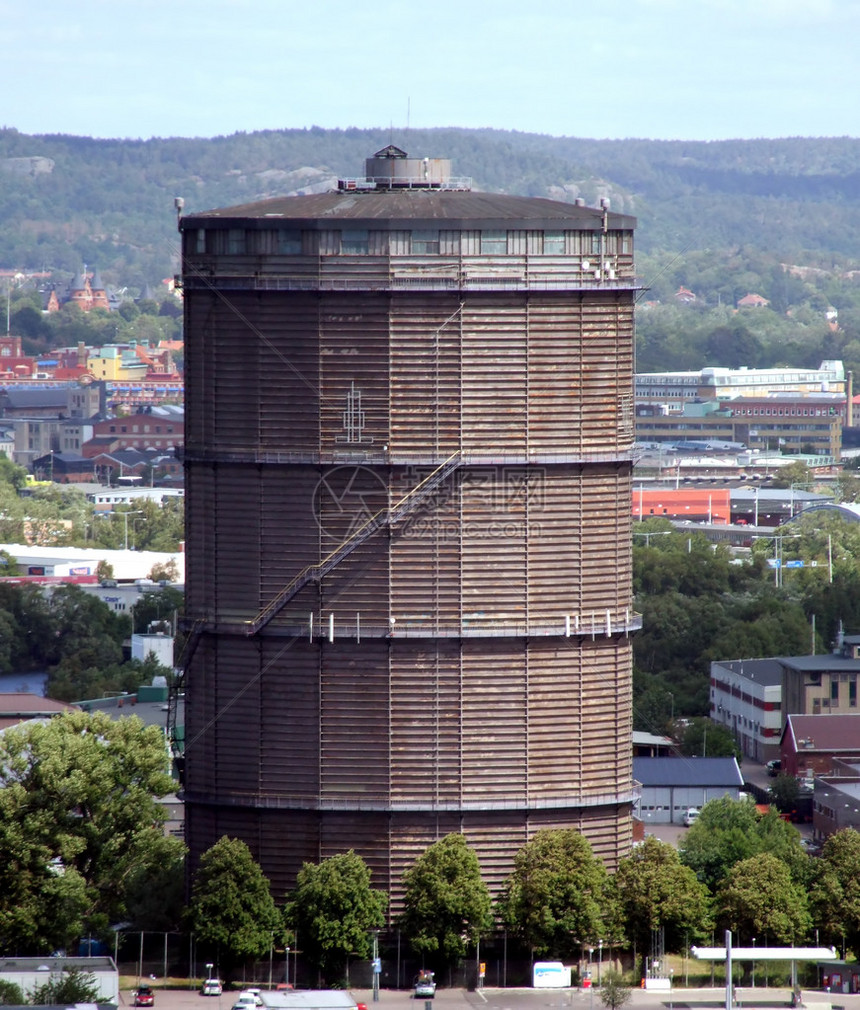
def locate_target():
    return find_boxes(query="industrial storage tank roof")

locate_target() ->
[181,189,636,231]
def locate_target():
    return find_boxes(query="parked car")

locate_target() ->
[683,807,700,827]
[767,759,782,776]
[232,992,262,1010]
[134,987,155,1008]
[414,970,436,998]
[201,980,223,997]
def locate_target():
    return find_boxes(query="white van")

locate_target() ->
[683,807,700,827]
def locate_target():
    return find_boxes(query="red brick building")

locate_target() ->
[83,412,183,455]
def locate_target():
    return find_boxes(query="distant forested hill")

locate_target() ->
[4,126,860,288]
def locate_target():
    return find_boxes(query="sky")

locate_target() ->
[4,0,860,143]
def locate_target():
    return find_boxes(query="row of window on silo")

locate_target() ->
[187,227,632,258]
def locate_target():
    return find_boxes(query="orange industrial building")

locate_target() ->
[633,487,731,524]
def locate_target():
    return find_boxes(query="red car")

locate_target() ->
[134,987,155,1007]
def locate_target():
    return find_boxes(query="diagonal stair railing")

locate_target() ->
[245,450,462,635]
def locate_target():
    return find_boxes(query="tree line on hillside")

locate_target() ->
[4,713,859,989]
[4,126,860,293]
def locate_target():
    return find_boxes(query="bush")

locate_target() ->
[29,967,100,1004]
[599,969,633,1010]
[0,980,24,1005]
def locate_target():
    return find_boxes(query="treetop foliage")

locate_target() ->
[496,829,609,958]
[613,836,712,955]
[0,710,178,952]
[190,836,284,978]
[679,796,807,892]
[398,832,493,968]
[632,515,860,729]
[285,850,387,985]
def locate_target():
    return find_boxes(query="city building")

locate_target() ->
[812,771,860,838]
[633,756,745,825]
[633,486,731,524]
[0,544,185,583]
[0,335,37,380]
[710,658,784,763]
[87,344,150,383]
[84,409,184,454]
[635,361,846,409]
[632,485,833,529]
[179,147,640,908]
[711,634,860,764]
[0,694,79,730]
[634,392,843,461]
[43,267,113,313]
[780,713,860,778]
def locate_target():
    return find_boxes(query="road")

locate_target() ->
[120,986,859,1010]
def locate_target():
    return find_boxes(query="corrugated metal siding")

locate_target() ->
[182,201,637,912]
[260,641,321,798]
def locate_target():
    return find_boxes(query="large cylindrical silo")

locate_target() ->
[179,148,640,910]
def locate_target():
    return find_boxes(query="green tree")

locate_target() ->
[29,968,100,1005]
[716,853,811,942]
[678,718,741,760]
[133,586,183,636]
[497,829,609,959]
[612,836,711,970]
[190,837,284,981]
[285,850,387,985]
[808,828,860,956]
[399,833,493,970]
[769,461,812,490]
[0,710,176,950]
[679,797,805,892]
[42,585,130,699]
[599,969,633,1010]
[148,557,180,583]
[768,773,801,813]
[124,834,187,931]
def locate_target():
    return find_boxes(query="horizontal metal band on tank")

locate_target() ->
[181,273,640,293]
[177,448,634,466]
[180,786,642,814]
[180,614,644,638]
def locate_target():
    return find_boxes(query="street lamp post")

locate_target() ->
[372,930,380,1003]
[751,938,756,989]
[114,509,143,550]
[633,530,672,546]
[598,940,603,984]
[752,533,802,589]
[131,516,147,549]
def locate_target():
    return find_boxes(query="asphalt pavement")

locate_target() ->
[119,986,860,1010]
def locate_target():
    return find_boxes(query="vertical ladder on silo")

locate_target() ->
[245,450,462,635]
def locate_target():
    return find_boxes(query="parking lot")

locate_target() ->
[118,985,858,1010]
